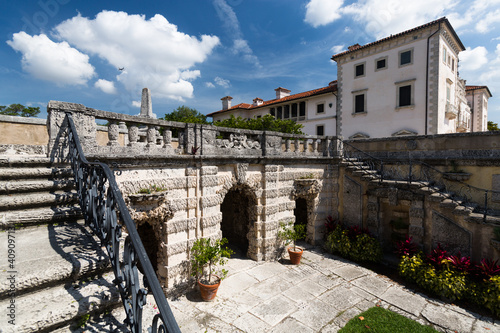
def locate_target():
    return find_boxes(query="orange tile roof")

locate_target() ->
[207,82,337,117]
[331,17,465,60]
[466,85,492,97]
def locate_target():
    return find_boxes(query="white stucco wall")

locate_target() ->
[339,34,431,139]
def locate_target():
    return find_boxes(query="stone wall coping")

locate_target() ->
[0,114,46,125]
[47,100,329,141]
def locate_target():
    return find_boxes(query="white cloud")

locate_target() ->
[214,76,230,88]
[213,0,260,67]
[476,9,500,33]
[94,79,117,94]
[304,0,344,28]
[459,46,488,71]
[342,0,456,39]
[132,100,141,107]
[448,0,500,33]
[331,44,345,54]
[6,32,95,85]
[54,11,219,101]
[205,82,216,88]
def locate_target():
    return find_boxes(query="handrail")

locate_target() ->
[342,139,500,221]
[65,113,181,333]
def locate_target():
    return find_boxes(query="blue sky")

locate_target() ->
[1,0,500,124]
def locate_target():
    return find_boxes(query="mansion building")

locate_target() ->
[207,17,492,139]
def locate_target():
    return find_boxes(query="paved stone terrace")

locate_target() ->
[69,243,500,332]
[166,244,499,333]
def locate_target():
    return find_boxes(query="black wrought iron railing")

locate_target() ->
[342,140,500,222]
[65,113,181,333]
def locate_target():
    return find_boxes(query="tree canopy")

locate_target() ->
[214,114,303,135]
[488,121,499,131]
[162,105,209,124]
[0,104,40,117]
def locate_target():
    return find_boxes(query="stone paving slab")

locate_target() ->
[71,246,500,332]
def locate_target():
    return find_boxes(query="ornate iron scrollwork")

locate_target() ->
[65,113,180,333]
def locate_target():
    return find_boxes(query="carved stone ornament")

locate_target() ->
[216,134,261,149]
[293,179,320,198]
[126,192,173,225]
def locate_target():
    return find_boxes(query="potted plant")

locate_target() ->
[279,221,307,265]
[190,237,233,301]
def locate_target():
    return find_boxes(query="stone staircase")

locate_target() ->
[342,157,488,222]
[0,154,121,332]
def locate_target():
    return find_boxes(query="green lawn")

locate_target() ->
[339,307,439,333]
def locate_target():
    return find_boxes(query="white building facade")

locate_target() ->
[209,18,490,139]
[208,84,337,136]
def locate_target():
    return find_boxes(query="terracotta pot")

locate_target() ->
[288,246,303,265]
[197,277,221,301]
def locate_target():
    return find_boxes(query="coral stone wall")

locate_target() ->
[117,162,337,292]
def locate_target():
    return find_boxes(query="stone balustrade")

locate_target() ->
[47,100,342,160]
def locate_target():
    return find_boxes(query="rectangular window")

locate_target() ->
[443,47,447,63]
[277,106,282,119]
[399,49,412,66]
[451,58,455,72]
[354,94,365,113]
[399,85,412,107]
[291,103,297,118]
[376,58,386,69]
[446,85,451,102]
[316,125,324,136]
[284,105,290,119]
[317,103,324,114]
[299,102,306,119]
[355,63,365,77]
[270,108,275,117]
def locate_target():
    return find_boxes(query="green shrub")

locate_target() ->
[325,225,382,263]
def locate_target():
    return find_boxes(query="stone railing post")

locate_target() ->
[200,124,217,155]
[294,138,300,153]
[330,136,343,157]
[262,131,282,156]
[285,139,291,152]
[47,101,97,162]
[146,125,156,147]
[107,122,119,146]
[163,128,172,147]
[128,125,139,147]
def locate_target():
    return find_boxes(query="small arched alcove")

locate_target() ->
[294,197,308,241]
[136,222,159,274]
[220,186,255,257]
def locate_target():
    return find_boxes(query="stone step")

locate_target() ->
[0,206,82,228]
[0,190,78,211]
[0,179,75,194]
[0,156,52,167]
[0,272,120,333]
[0,167,72,180]
[0,222,109,298]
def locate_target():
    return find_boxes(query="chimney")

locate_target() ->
[221,96,233,110]
[275,87,291,99]
[348,43,361,51]
[253,97,263,106]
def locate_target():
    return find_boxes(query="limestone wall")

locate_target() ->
[115,161,337,292]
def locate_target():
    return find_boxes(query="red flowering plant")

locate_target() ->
[395,236,420,257]
[447,252,472,273]
[427,243,448,270]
